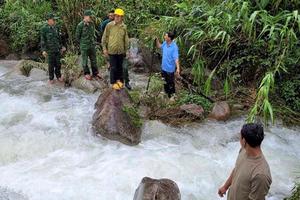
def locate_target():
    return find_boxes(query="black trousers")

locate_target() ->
[162,70,175,97]
[109,54,124,84]
[48,52,61,80]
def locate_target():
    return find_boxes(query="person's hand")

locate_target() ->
[218,185,228,197]
[103,49,109,57]
[60,46,66,54]
[42,51,47,58]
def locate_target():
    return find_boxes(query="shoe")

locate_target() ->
[116,80,124,89]
[125,82,132,90]
[112,83,121,90]
[85,74,92,80]
[48,80,55,84]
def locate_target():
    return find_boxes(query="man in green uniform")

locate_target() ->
[41,13,65,84]
[102,8,129,90]
[76,10,100,80]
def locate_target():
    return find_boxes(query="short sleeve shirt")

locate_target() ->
[161,41,179,73]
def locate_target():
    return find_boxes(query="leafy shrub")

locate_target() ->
[0,0,52,52]
[280,78,300,112]
[178,91,212,112]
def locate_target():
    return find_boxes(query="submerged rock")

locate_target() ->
[209,101,231,121]
[133,177,181,200]
[92,88,142,145]
[71,76,107,93]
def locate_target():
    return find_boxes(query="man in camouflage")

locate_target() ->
[41,13,65,84]
[76,10,100,80]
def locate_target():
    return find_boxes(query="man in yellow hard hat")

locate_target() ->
[102,8,129,90]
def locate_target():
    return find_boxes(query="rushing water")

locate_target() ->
[0,63,299,200]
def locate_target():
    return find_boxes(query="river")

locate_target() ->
[0,61,299,200]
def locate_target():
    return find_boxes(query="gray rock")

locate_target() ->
[29,68,48,81]
[92,88,142,145]
[133,177,181,200]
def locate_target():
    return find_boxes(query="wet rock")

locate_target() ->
[209,101,231,121]
[133,177,181,200]
[16,60,47,76]
[92,88,142,145]
[71,77,107,93]
[29,68,48,81]
[180,104,204,118]
[6,53,20,60]
[0,40,9,58]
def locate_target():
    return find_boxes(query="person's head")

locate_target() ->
[240,123,264,148]
[108,10,115,20]
[114,8,124,24]
[83,10,93,22]
[164,31,176,43]
[46,13,56,26]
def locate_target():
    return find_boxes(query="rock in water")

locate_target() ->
[209,101,231,121]
[92,88,142,145]
[133,177,181,200]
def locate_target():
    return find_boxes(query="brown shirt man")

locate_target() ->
[228,149,272,200]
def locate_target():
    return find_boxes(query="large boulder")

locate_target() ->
[133,177,181,200]
[92,88,142,145]
[209,101,231,121]
[180,104,204,118]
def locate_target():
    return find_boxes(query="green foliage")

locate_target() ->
[61,52,81,85]
[0,0,52,52]
[178,91,212,112]
[280,78,300,112]
[285,180,300,200]
[122,106,143,128]
[147,73,164,96]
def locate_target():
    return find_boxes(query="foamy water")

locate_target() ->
[0,63,299,200]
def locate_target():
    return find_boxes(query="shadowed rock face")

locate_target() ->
[133,177,181,200]
[92,88,141,146]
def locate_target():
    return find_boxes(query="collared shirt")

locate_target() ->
[161,41,179,73]
[40,24,61,53]
[99,18,111,33]
[75,21,96,50]
[101,21,129,55]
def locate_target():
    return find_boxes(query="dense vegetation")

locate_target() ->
[1,0,299,125]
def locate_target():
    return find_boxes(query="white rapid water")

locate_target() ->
[0,63,299,200]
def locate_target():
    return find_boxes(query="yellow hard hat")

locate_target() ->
[114,8,124,16]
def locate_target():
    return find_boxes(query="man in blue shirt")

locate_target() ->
[156,31,180,98]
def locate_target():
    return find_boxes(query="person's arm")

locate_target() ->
[173,45,180,75]
[218,169,235,197]
[75,23,82,46]
[101,24,109,56]
[175,59,180,75]
[124,26,129,54]
[40,27,47,57]
[249,174,272,200]
[155,38,162,49]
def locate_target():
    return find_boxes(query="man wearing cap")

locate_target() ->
[101,8,129,90]
[218,123,272,200]
[41,13,65,84]
[76,10,100,80]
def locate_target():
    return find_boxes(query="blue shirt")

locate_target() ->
[161,41,179,73]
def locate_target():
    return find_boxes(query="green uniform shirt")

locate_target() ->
[101,21,129,55]
[40,24,62,53]
[76,21,96,50]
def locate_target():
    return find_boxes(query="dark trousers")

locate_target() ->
[48,52,61,80]
[109,54,124,84]
[81,46,98,75]
[162,70,175,97]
